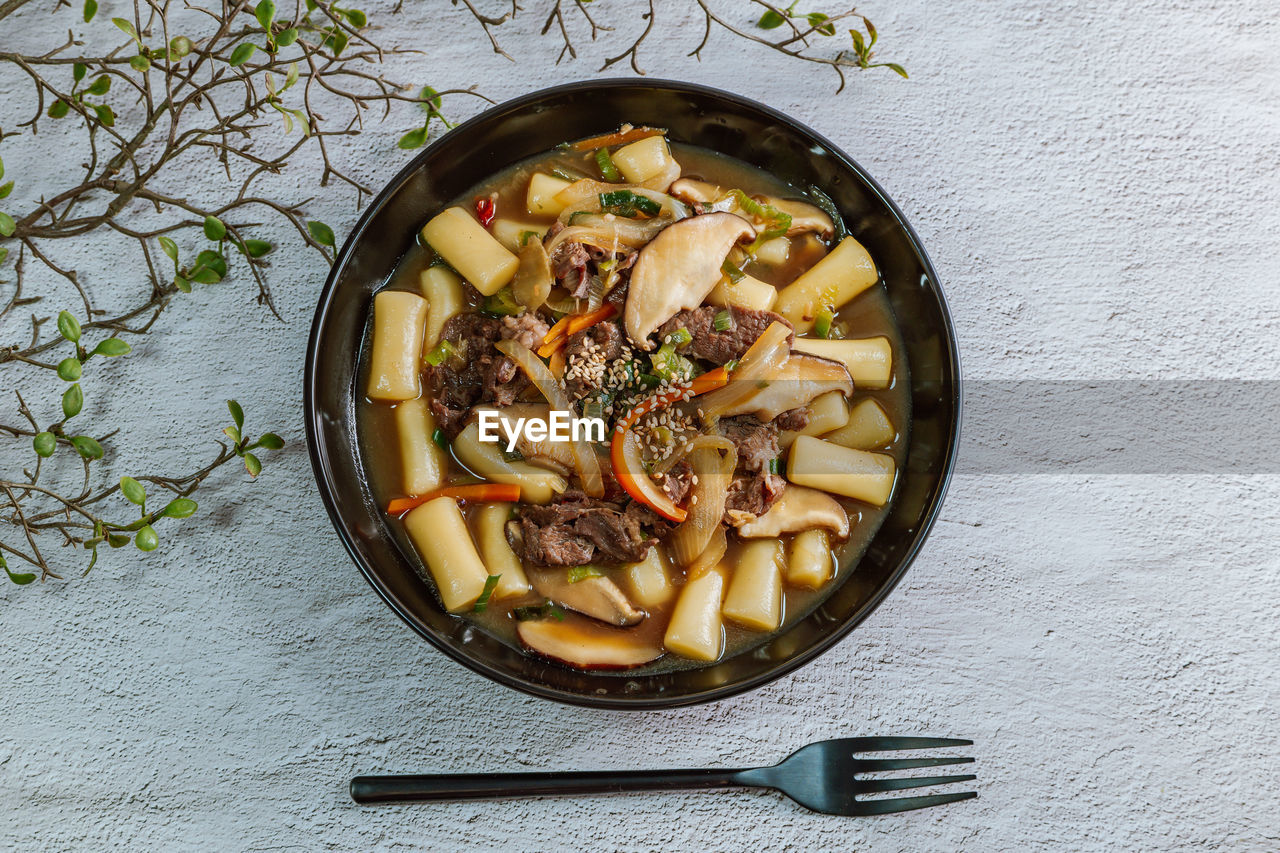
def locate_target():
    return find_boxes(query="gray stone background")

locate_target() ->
[2,0,1278,850]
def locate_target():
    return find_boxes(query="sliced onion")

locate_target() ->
[544,220,665,259]
[669,437,737,567]
[495,338,605,497]
[697,321,794,419]
[685,524,726,581]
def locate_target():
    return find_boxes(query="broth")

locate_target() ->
[357,134,910,675]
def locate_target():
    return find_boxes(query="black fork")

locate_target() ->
[351,736,976,816]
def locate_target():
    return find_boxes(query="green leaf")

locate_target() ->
[243,451,262,477]
[229,42,256,67]
[0,247,7,266]
[864,16,877,45]
[850,28,865,55]
[160,498,198,518]
[73,63,87,83]
[2,556,36,586]
[191,249,226,283]
[57,310,81,342]
[62,383,83,419]
[307,220,335,247]
[169,36,193,59]
[203,214,226,241]
[129,54,151,72]
[223,425,241,444]
[57,357,82,381]
[70,435,103,460]
[325,29,348,55]
[254,432,284,450]
[0,212,14,237]
[420,85,443,111]
[255,0,276,30]
[82,0,97,22]
[174,275,191,293]
[112,17,139,41]
[94,104,115,127]
[93,338,131,357]
[134,525,159,551]
[86,76,111,96]
[397,126,426,150]
[107,532,130,547]
[158,235,179,263]
[883,62,908,79]
[0,155,4,180]
[32,431,56,458]
[242,238,272,257]
[275,27,299,47]
[0,181,14,200]
[757,9,785,29]
[806,12,835,36]
[227,399,245,430]
[48,99,70,119]
[120,476,146,506]
[343,8,366,27]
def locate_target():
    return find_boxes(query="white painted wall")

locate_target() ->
[2,1,1277,849]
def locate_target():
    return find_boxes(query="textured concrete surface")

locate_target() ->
[2,0,1279,850]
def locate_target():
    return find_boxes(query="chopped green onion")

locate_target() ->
[665,327,693,347]
[431,427,448,449]
[806,185,849,243]
[652,425,674,445]
[650,343,694,382]
[581,393,608,423]
[550,167,579,181]
[637,372,662,388]
[731,189,792,252]
[768,457,784,475]
[500,446,525,462]
[595,148,622,182]
[598,258,617,273]
[481,286,523,316]
[713,310,734,333]
[567,565,603,583]
[721,258,745,283]
[814,307,835,339]
[519,229,540,247]
[567,210,595,225]
[725,358,740,373]
[513,600,566,621]
[507,504,520,520]
[472,575,501,612]
[599,189,661,218]
[424,339,457,367]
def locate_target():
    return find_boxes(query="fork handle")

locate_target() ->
[350,768,752,804]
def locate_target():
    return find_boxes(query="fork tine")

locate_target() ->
[853,737,973,751]
[861,773,976,793]
[855,790,977,815]
[855,755,975,772]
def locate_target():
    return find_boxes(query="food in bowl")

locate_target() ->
[358,125,908,672]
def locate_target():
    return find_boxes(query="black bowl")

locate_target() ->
[304,79,961,709]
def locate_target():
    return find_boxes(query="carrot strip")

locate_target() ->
[571,126,666,152]
[608,367,733,523]
[387,483,522,516]
[536,303,619,359]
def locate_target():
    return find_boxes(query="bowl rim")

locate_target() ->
[304,77,963,709]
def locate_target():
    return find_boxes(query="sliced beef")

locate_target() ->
[424,312,543,437]
[563,320,626,399]
[519,491,669,566]
[550,240,590,280]
[717,416,779,474]
[774,406,811,432]
[657,305,794,365]
[660,458,694,505]
[501,312,550,351]
[723,471,787,519]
